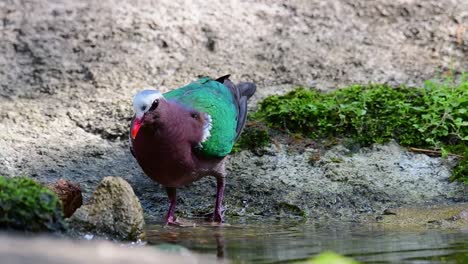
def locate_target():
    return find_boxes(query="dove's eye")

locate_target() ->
[191,112,199,119]
[148,99,159,111]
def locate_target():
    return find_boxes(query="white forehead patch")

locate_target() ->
[133,89,164,118]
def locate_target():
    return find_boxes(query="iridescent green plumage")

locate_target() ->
[164,77,238,157]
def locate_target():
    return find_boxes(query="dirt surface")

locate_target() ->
[226,142,467,219]
[0,0,467,221]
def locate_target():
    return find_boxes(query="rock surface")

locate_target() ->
[224,141,467,219]
[377,203,468,229]
[1,0,467,100]
[0,0,467,221]
[0,234,216,264]
[70,177,145,240]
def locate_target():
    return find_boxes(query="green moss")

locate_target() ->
[276,202,307,217]
[253,76,468,183]
[232,121,271,153]
[329,157,344,163]
[448,145,468,183]
[0,176,66,232]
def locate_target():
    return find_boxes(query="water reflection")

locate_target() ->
[146,217,468,263]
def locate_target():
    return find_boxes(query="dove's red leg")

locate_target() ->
[164,187,178,225]
[214,176,225,222]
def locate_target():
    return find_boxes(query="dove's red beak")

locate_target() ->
[131,118,143,139]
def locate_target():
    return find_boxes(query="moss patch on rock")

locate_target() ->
[251,76,468,183]
[276,202,307,217]
[232,121,271,154]
[447,145,468,184]
[0,176,66,232]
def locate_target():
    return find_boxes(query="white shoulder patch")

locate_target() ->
[201,114,212,143]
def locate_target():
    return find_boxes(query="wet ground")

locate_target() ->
[146,218,468,263]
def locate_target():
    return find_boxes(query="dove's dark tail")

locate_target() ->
[215,75,256,141]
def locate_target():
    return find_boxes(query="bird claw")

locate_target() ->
[164,215,181,227]
[165,221,181,227]
[214,213,224,223]
[204,206,226,223]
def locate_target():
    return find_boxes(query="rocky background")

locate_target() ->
[1,0,467,221]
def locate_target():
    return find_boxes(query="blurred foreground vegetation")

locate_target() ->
[0,176,66,232]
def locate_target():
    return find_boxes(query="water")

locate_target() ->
[146,217,468,263]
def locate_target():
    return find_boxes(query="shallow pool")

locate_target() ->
[146,217,468,263]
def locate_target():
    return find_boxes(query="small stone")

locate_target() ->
[383,208,397,215]
[70,177,145,240]
[47,179,83,218]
